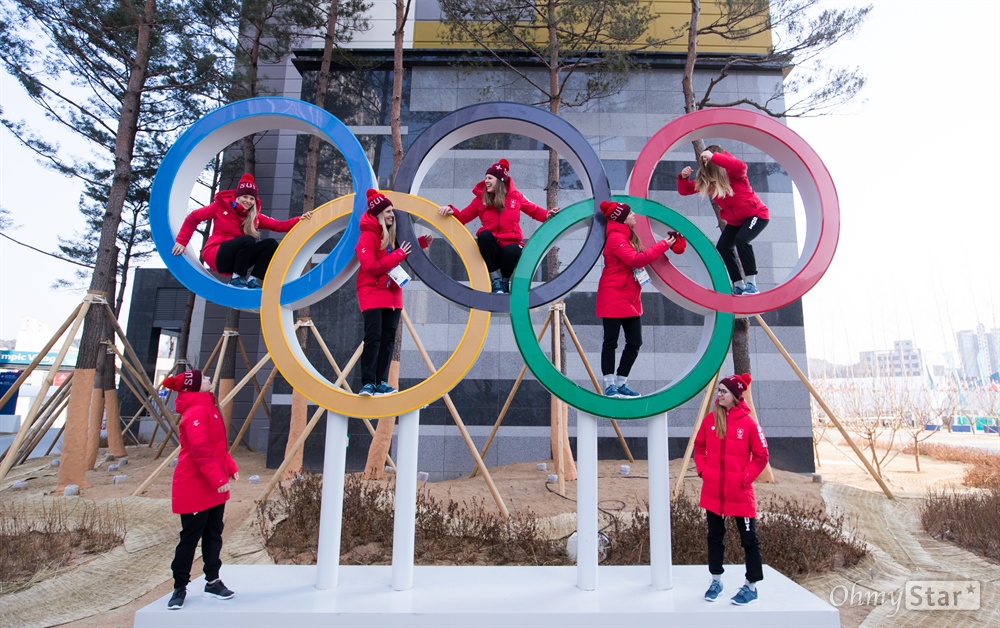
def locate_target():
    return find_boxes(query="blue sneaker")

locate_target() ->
[501,278,510,293]
[731,584,758,606]
[732,284,745,296]
[604,384,621,398]
[375,381,397,396]
[491,278,506,294]
[617,384,641,398]
[229,275,248,288]
[704,580,723,602]
[742,282,759,295]
[245,277,262,289]
[358,383,377,397]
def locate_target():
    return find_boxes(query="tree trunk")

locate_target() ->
[58,2,154,491]
[391,0,408,180]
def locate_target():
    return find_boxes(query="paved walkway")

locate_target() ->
[799,483,999,627]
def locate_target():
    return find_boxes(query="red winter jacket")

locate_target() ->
[595,221,670,319]
[355,212,430,311]
[174,190,300,273]
[693,400,769,518]
[677,151,770,226]
[449,178,549,247]
[171,391,238,515]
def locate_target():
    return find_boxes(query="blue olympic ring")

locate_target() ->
[150,97,376,311]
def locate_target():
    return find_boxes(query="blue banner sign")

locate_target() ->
[0,350,76,367]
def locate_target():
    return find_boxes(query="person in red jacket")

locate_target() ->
[694,373,769,606]
[595,200,684,398]
[160,369,239,610]
[172,173,313,289]
[356,189,432,397]
[678,146,770,295]
[437,158,557,294]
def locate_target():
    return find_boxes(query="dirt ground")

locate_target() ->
[1,429,997,627]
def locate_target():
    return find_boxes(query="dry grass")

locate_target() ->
[901,441,1000,487]
[0,500,126,594]
[257,473,566,566]
[258,473,869,580]
[603,491,868,580]
[922,479,1000,563]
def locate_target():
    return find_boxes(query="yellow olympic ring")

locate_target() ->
[260,193,491,419]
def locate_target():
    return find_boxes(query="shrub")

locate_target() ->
[0,500,126,593]
[257,473,566,566]
[603,491,868,579]
[922,480,1000,563]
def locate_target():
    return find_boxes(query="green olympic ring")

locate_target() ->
[509,196,735,420]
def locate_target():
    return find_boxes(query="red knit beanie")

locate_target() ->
[485,158,510,184]
[600,200,631,224]
[235,173,258,198]
[161,369,203,393]
[366,189,392,216]
[719,373,752,400]
[668,230,687,254]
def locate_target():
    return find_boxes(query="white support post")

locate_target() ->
[392,408,421,591]
[576,411,599,591]
[648,412,672,590]
[316,411,349,589]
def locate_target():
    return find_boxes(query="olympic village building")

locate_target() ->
[127,1,816,478]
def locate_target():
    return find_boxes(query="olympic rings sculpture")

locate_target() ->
[153,99,838,419]
[150,97,376,311]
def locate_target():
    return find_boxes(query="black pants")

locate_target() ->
[477,230,522,278]
[601,317,642,377]
[171,502,226,590]
[361,308,401,386]
[706,510,763,583]
[716,217,769,282]
[215,236,278,280]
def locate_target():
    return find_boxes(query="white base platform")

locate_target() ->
[134,564,839,627]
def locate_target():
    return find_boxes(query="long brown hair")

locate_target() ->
[482,178,508,210]
[240,198,260,239]
[377,211,396,250]
[713,403,728,439]
[694,144,734,199]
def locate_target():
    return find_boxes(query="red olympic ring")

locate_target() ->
[628,108,839,315]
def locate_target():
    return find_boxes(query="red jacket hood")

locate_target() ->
[606,219,632,239]
[174,390,218,415]
[359,211,384,236]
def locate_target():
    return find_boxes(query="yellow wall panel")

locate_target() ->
[412,0,772,55]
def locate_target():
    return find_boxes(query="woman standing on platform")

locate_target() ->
[678,146,769,295]
[161,369,239,610]
[172,173,313,288]
[438,158,557,294]
[694,373,769,606]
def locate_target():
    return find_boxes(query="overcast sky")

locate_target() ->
[1,1,998,368]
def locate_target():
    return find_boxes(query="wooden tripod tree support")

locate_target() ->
[470,302,635,484]
[3,372,74,467]
[400,310,510,519]
[0,291,176,482]
[673,371,720,499]
[752,314,894,500]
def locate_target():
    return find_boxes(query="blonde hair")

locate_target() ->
[694,145,734,199]
[482,178,508,210]
[713,403,728,439]
[629,226,642,253]
[240,198,260,239]
[377,211,397,250]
